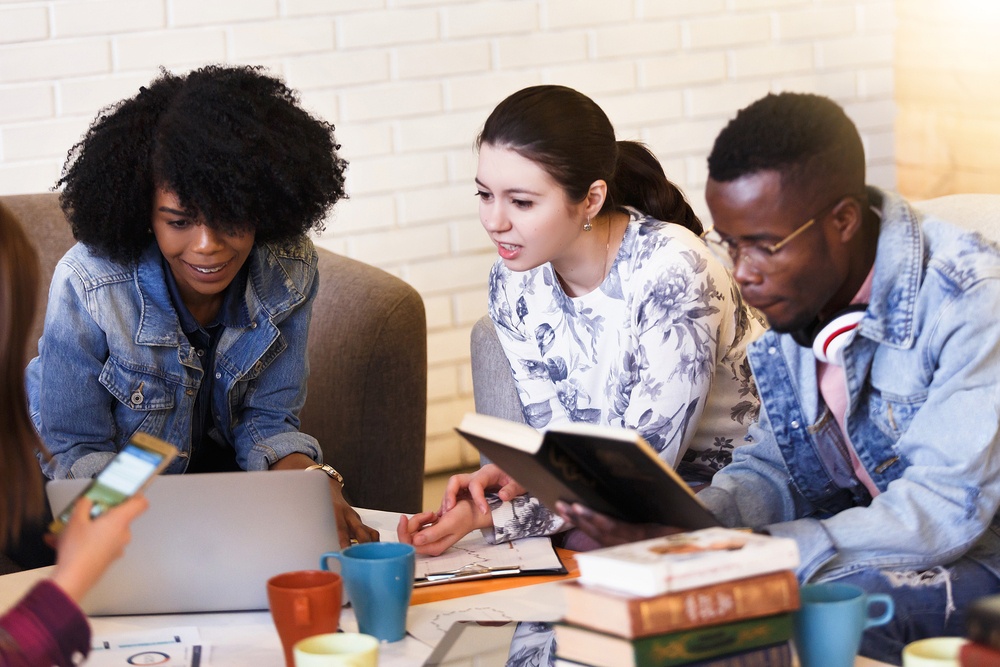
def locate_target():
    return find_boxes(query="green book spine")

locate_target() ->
[630,614,794,667]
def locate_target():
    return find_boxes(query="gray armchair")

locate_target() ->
[2,192,426,513]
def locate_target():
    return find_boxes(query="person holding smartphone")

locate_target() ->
[26,65,377,546]
[0,203,148,667]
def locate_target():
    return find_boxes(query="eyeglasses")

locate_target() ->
[701,196,849,271]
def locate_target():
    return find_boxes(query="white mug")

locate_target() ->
[293,632,378,667]
[901,637,968,667]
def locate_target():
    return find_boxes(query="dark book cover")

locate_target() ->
[686,641,792,667]
[966,594,1000,651]
[554,613,795,667]
[456,413,718,530]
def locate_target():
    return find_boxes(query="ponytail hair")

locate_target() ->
[610,141,702,235]
[478,85,700,234]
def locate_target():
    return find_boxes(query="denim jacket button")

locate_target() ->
[185,388,194,396]
[129,391,143,406]
[768,346,777,355]
[250,322,258,329]
[215,372,222,380]
[790,420,800,429]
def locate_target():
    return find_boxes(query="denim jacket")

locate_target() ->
[698,188,1000,583]
[26,237,321,478]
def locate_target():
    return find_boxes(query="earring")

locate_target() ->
[583,216,592,232]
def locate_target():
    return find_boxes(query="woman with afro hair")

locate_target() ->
[27,64,378,545]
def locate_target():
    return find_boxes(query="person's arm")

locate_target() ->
[558,401,805,549]
[0,580,89,667]
[487,261,567,430]
[271,453,378,548]
[433,262,573,545]
[227,244,377,546]
[228,243,324,471]
[0,496,147,667]
[29,256,120,478]
[785,279,1000,580]
[709,280,1000,582]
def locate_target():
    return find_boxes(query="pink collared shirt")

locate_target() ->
[816,268,880,498]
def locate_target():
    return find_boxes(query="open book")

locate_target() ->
[455,413,719,530]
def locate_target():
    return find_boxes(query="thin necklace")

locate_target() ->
[601,214,618,283]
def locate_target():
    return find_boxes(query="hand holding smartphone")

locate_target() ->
[49,432,177,534]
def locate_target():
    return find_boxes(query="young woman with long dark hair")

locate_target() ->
[400,85,765,556]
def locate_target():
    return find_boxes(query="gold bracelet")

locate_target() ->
[305,463,344,487]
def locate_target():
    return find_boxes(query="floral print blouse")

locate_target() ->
[484,209,766,543]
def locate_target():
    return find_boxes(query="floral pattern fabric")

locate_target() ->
[485,209,766,543]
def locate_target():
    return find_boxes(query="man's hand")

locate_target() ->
[555,501,682,548]
[441,463,525,515]
[272,453,379,548]
[397,499,494,556]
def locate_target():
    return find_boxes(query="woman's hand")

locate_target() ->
[272,453,379,547]
[397,500,494,556]
[50,495,149,603]
[329,481,380,548]
[441,463,526,515]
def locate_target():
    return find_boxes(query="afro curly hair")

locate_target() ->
[57,64,348,265]
[707,92,866,198]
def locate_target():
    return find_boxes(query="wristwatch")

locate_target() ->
[305,463,344,488]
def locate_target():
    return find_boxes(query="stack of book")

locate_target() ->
[961,594,1000,665]
[552,527,802,667]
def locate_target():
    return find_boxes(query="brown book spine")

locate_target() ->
[563,570,800,639]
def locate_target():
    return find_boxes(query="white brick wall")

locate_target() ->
[0,0,896,474]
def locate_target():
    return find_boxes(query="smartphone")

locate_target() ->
[49,432,178,534]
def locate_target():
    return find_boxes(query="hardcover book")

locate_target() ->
[454,412,719,530]
[686,642,792,667]
[554,642,792,667]
[960,640,1000,666]
[573,527,800,597]
[553,613,794,667]
[561,570,800,638]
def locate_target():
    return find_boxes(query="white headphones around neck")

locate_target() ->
[791,304,867,365]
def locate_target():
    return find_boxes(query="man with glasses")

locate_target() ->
[559,92,1000,664]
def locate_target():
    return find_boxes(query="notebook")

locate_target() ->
[46,469,340,616]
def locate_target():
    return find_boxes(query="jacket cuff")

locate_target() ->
[0,580,90,666]
[247,432,322,471]
[766,517,838,582]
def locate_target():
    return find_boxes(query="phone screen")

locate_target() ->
[55,441,167,526]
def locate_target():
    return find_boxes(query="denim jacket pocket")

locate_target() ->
[866,386,927,440]
[99,356,179,411]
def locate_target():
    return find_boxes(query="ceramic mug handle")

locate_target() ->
[319,551,341,571]
[864,593,894,628]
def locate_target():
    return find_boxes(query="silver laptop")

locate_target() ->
[46,469,340,616]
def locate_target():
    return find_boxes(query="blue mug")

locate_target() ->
[320,542,415,643]
[794,582,894,667]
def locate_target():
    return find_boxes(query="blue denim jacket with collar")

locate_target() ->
[698,188,1000,583]
[26,237,321,478]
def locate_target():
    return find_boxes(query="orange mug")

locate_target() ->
[267,570,343,667]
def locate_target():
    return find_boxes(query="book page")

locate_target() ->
[354,506,564,582]
[415,533,564,581]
